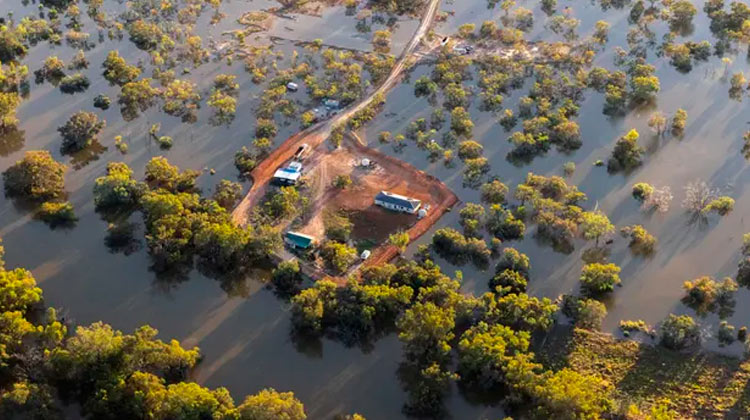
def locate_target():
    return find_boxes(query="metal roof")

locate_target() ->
[375,191,421,210]
[285,231,314,248]
[274,164,302,181]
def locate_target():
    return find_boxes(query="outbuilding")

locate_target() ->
[285,231,315,250]
[273,165,302,185]
[374,191,422,214]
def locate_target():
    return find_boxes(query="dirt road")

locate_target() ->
[231,0,442,225]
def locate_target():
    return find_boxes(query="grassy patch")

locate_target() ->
[539,327,750,418]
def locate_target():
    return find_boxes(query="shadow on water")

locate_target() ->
[5,0,750,417]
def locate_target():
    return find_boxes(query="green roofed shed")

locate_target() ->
[285,231,315,249]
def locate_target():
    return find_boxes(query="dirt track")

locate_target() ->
[231,0,442,226]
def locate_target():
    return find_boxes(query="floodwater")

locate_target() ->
[2,0,750,418]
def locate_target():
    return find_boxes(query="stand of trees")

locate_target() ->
[0,239,309,420]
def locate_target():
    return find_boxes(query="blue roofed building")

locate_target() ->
[284,231,315,249]
[273,161,303,185]
[374,191,422,214]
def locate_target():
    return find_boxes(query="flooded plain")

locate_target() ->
[3,0,750,418]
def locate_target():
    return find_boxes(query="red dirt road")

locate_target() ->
[231,0,442,226]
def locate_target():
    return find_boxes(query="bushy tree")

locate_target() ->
[263,186,306,220]
[457,322,533,388]
[320,241,358,273]
[35,201,77,226]
[144,157,199,193]
[480,180,509,205]
[620,225,656,255]
[458,140,483,160]
[272,260,303,295]
[579,211,614,246]
[118,79,160,118]
[102,50,141,85]
[389,230,410,253]
[237,388,307,420]
[631,182,654,201]
[93,162,144,210]
[682,276,737,315]
[397,302,455,363]
[480,291,557,332]
[490,269,528,294]
[213,180,243,209]
[531,368,614,419]
[495,247,530,277]
[58,111,106,153]
[432,228,490,266]
[332,174,352,189]
[659,313,700,350]
[608,129,644,172]
[0,92,21,131]
[3,151,67,201]
[580,263,621,295]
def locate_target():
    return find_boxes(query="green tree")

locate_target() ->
[332,174,352,189]
[144,157,199,193]
[0,92,21,131]
[320,241,358,273]
[457,322,534,389]
[608,129,644,172]
[118,79,160,119]
[237,388,306,420]
[629,70,660,103]
[397,302,455,363]
[93,162,144,210]
[102,50,141,85]
[660,313,700,350]
[36,201,77,226]
[580,263,621,295]
[532,368,614,419]
[457,140,484,160]
[495,248,530,277]
[58,111,106,153]
[389,230,410,253]
[620,225,656,255]
[579,211,614,246]
[271,260,303,295]
[264,186,306,220]
[213,180,243,209]
[3,151,67,201]
[450,107,473,138]
[480,180,509,205]
[481,292,557,332]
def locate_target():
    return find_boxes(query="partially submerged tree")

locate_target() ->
[58,111,106,153]
[660,313,700,350]
[580,263,621,296]
[579,211,614,246]
[3,151,67,201]
[608,129,644,172]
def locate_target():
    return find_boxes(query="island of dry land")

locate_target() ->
[232,132,457,279]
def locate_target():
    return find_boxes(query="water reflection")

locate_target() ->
[0,127,25,157]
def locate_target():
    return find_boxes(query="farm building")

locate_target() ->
[285,231,315,250]
[273,161,303,185]
[375,191,422,214]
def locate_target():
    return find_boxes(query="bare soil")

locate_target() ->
[232,132,457,278]
[294,139,433,245]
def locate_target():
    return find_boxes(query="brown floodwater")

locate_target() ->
[2,0,750,418]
